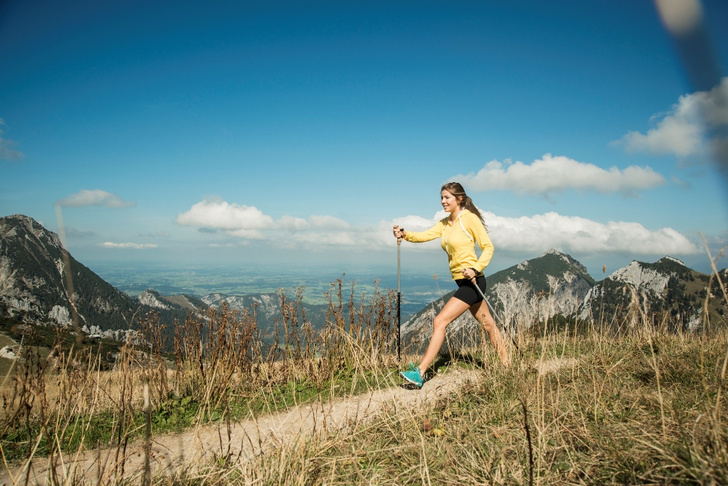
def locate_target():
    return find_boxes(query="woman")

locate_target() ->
[393,182,510,388]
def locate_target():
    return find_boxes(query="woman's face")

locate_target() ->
[441,190,461,214]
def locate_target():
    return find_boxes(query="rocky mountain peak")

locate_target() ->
[137,289,172,310]
[580,256,719,330]
[1,214,142,333]
[610,261,670,294]
[1,214,62,249]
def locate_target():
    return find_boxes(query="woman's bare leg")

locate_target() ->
[470,299,510,367]
[417,297,471,375]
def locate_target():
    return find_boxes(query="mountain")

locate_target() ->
[401,249,596,351]
[0,215,210,346]
[487,249,595,324]
[579,256,725,331]
[137,289,206,312]
[200,292,328,342]
[400,250,727,353]
[0,215,322,346]
[0,214,143,336]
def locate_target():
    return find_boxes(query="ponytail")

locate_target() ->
[441,182,487,228]
[462,196,485,226]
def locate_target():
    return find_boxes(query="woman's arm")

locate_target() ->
[403,219,446,243]
[467,213,494,272]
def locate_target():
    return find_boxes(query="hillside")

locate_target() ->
[0,216,200,355]
[580,256,726,331]
[402,250,727,353]
[0,215,141,334]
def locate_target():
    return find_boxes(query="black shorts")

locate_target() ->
[452,275,487,306]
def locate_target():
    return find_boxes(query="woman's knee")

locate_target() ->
[432,315,451,333]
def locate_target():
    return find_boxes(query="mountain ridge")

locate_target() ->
[400,249,727,352]
[1,214,141,335]
[1,215,725,351]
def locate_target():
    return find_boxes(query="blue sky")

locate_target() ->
[2,0,728,282]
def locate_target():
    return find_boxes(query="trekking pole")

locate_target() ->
[396,227,402,361]
[469,277,521,354]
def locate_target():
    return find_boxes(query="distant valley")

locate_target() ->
[90,261,438,322]
[2,214,726,355]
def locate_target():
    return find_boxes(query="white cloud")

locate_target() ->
[453,154,665,195]
[485,211,699,255]
[176,198,274,230]
[381,210,699,256]
[177,198,357,246]
[278,215,309,230]
[617,76,728,160]
[0,119,23,162]
[138,230,170,238]
[101,242,158,249]
[619,110,703,157]
[179,199,698,259]
[227,229,266,239]
[309,215,350,229]
[394,213,446,231]
[57,189,135,208]
[287,230,359,247]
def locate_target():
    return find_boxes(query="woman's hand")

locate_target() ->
[393,225,405,241]
[462,268,477,280]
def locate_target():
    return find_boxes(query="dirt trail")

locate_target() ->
[1,368,481,485]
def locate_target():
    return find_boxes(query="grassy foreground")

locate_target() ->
[1,276,727,484]
[169,326,728,485]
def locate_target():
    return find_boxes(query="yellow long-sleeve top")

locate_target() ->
[404,209,494,281]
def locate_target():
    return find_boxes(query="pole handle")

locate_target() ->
[394,224,403,245]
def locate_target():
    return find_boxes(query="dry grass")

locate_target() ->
[1,275,727,485]
[0,280,400,479]
[161,326,727,486]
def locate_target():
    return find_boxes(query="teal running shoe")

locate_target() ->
[400,362,424,387]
